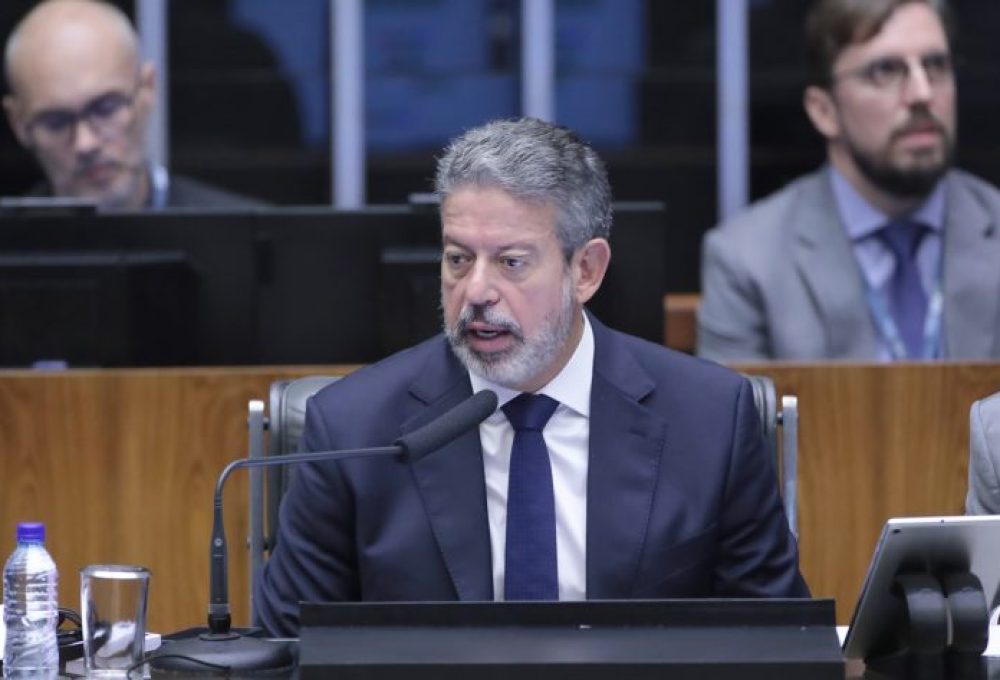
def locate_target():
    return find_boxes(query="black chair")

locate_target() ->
[742,374,799,538]
[246,376,340,617]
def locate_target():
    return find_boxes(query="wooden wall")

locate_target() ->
[1,363,998,631]
[738,362,1000,624]
[0,366,349,633]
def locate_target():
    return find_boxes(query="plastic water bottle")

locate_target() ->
[2,522,59,678]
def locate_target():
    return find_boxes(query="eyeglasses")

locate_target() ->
[833,52,954,91]
[25,89,138,149]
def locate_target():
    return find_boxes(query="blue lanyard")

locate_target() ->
[863,263,943,360]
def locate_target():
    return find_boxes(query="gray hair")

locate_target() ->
[434,117,612,259]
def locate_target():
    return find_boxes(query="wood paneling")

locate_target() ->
[736,362,1000,623]
[2,362,998,630]
[0,366,352,633]
[663,293,700,354]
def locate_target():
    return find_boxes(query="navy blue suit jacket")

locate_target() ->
[256,314,808,636]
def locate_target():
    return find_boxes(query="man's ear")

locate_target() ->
[803,85,840,140]
[572,238,611,305]
[135,61,156,122]
[4,94,31,147]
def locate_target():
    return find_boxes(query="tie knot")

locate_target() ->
[880,220,927,260]
[503,393,559,432]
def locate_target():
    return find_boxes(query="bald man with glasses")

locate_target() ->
[3,0,262,209]
[698,0,1000,362]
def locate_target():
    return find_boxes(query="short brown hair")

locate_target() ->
[804,0,954,88]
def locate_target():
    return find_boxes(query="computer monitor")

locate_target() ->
[0,210,258,367]
[0,202,669,366]
[0,250,196,367]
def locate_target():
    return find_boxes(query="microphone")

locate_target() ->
[147,389,498,675]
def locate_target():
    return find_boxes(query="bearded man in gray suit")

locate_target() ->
[698,0,1000,361]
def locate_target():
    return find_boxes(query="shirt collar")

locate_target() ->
[469,311,594,418]
[147,163,170,210]
[828,164,946,242]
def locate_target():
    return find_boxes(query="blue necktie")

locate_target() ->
[503,393,559,600]
[879,220,928,359]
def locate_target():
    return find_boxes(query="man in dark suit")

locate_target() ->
[256,117,808,637]
[699,0,1000,361]
[3,0,261,209]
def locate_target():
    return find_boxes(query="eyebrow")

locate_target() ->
[31,89,128,116]
[441,235,539,254]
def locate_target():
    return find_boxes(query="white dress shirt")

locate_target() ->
[469,313,594,601]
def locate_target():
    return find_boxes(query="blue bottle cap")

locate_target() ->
[15,522,45,542]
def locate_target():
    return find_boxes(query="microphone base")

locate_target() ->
[148,632,294,677]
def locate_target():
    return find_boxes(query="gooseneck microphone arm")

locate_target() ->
[150,388,498,675]
[206,388,500,636]
[207,446,402,634]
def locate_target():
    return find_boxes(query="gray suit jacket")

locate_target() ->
[966,391,1000,515]
[697,168,1000,361]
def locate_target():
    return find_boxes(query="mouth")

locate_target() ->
[467,323,506,339]
[894,114,945,140]
[78,162,118,185]
[898,125,940,137]
[892,123,946,155]
[458,318,521,354]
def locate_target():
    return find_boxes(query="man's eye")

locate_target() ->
[923,53,952,78]
[87,94,127,120]
[444,252,468,267]
[501,256,524,269]
[33,111,75,132]
[867,58,907,84]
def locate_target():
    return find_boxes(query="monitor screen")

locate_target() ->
[0,203,669,366]
[0,250,196,367]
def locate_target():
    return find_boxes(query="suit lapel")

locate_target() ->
[791,170,880,358]
[403,347,494,601]
[585,318,666,598]
[941,173,1000,358]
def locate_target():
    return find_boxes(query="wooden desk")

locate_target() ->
[2,362,998,631]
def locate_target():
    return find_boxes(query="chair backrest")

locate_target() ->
[266,376,342,533]
[742,373,798,539]
[247,375,340,617]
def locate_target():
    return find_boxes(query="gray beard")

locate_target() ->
[444,278,575,389]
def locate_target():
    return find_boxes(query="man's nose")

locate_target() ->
[73,117,101,155]
[902,60,935,105]
[464,261,499,306]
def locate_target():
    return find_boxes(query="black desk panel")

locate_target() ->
[298,599,843,680]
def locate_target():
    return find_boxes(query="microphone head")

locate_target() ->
[395,389,498,459]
